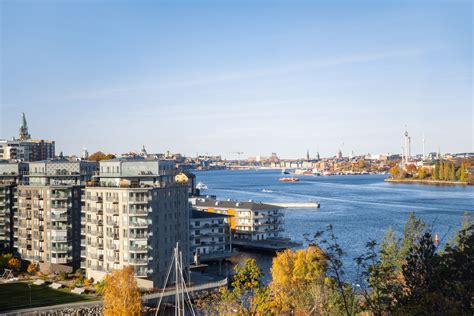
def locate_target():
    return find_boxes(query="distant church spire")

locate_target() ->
[19,112,31,140]
[306,149,310,161]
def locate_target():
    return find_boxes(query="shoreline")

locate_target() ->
[384,178,470,186]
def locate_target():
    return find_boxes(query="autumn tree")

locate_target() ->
[269,246,329,314]
[88,151,116,161]
[103,266,142,316]
[405,164,417,175]
[7,257,20,272]
[27,262,37,274]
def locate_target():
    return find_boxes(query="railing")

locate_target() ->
[129,232,147,239]
[129,245,148,252]
[129,208,149,215]
[129,221,148,228]
[128,258,148,265]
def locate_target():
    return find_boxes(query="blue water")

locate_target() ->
[195,169,474,281]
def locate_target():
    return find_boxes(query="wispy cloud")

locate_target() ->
[58,47,433,102]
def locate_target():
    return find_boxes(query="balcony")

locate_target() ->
[128,208,149,216]
[107,255,120,263]
[91,196,103,203]
[51,215,68,222]
[106,231,120,239]
[129,196,149,203]
[105,208,119,215]
[129,232,147,239]
[51,246,69,253]
[129,245,148,252]
[129,221,148,228]
[106,219,119,226]
[90,230,104,238]
[128,258,148,265]
[105,196,119,203]
[51,236,68,242]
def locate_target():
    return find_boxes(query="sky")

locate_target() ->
[0,0,472,159]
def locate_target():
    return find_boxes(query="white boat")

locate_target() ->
[262,189,273,193]
[196,182,208,190]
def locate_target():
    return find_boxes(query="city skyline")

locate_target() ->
[1,1,472,158]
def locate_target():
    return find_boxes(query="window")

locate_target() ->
[195,221,200,227]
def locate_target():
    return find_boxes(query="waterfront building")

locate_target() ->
[83,158,189,288]
[190,209,231,262]
[15,159,96,271]
[0,161,28,252]
[192,198,285,242]
[0,113,55,162]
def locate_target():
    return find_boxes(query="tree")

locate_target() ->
[103,266,142,315]
[398,213,427,260]
[433,160,440,180]
[270,246,328,314]
[405,164,417,175]
[0,253,13,269]
[88,151,116,161]
[417,167,427,179]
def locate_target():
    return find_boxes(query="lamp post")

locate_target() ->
[27,283,32,308]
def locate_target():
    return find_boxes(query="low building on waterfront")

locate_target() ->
[83,158,190,288]
[190,209,232,263]
[192,198,285,242]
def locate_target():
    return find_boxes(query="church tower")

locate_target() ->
[19,112,31,140]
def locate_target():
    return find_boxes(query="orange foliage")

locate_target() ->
[103,266,142,315]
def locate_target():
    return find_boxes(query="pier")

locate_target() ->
[271,202,320,209]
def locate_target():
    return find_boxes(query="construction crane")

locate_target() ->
[230,152,244,166]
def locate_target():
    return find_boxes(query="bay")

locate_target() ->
[195,169,474,282]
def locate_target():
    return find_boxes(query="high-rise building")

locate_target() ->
[0,161,28,252]
[15,159,96,271]
[0,113,55,162]
[83,158,189,288]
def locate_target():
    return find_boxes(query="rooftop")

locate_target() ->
[191,209,229,219]
[194,198,282,211]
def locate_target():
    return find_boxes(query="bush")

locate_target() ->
[27,262,37,274]
[8,257,21,271]
[0,253,13,269]
[59,271,69,281]
[83,278,92,286]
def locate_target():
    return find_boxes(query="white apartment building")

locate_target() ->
[83,158,189,288]
[193,198,285,241]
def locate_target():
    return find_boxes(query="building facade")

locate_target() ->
[84,158,190,288]
[193,198,285,241]
[190,209,231,262]
[0,161,28,252]
[15,159,95,270]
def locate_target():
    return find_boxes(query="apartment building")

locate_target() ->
[190,209,231,262]
[193,198,285,241]
[84,158,189,288]
[0,161,28,252]
[16,159,96,270]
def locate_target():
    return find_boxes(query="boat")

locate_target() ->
[281,169,290,175]
[262,188,274,193]
[196,182,208,190]
[279,177,300,182]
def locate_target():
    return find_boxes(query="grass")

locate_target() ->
[0,282,98,312]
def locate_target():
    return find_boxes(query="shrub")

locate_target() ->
[27,262,37,274]
[59,271,69,281]
[7,257,21,271]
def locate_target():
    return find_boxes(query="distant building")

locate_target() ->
[190,209,231,262]
[0,113,55,161]
[193,198,285,241]
[84,158,189,288]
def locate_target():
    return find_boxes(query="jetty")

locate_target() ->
[232,238,302,252]
[271,202,320,209]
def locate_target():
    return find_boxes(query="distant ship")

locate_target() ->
[279,177,300,182]
[196,182,208,190]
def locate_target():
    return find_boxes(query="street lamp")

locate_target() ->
[27,283,32,308]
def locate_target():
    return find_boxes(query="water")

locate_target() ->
[195,169,474,281]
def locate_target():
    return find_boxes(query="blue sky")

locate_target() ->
[1,0,472,159]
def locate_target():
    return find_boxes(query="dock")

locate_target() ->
[271,202,320,208]
[232,238,302,252]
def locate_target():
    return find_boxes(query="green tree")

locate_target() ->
[399,213,427,260]
[433,160,440,180]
